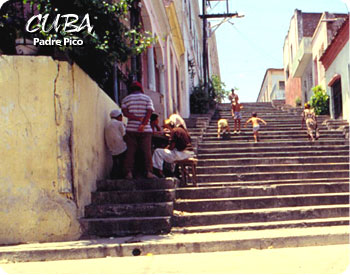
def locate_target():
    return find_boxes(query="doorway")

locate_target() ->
[332,79,342,119]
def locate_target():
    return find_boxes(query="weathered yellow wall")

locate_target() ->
[71,63,117,217]
[0,56,118,244]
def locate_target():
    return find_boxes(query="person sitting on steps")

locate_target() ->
[152,120,194,178]
[104,109,127,179]
[167,113,187,130]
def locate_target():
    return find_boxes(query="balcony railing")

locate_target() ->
[291,37,312,78]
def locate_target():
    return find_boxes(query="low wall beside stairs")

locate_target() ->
[0,56,118,245]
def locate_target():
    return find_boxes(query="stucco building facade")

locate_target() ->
[257,68,285,102]
[282,9,348,109]
[0,0,220,245]
[121,0,220,121]
[320,17,350,121]
[283,10,322,106]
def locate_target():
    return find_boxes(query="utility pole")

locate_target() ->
[130,0,141,82]
[199,0,242,98]
[202,0,208,94]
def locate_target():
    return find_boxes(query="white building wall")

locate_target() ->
[301,62,313,104]
[325,42,350,121]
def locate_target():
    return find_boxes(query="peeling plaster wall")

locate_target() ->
[0,56,118,244]
[71,63,117,217]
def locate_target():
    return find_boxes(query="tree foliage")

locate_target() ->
[310,85,329,115]
[190,76,229,114]
[210,75,229,103]
[0,0,155,94]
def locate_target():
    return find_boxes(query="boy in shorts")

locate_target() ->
[231,98,243,134]
[244,112,267,143]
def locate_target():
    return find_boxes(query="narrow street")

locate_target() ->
[2,244,349,274]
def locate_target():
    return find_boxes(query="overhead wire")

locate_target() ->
[227,21,281,63]
[207,0,221,12]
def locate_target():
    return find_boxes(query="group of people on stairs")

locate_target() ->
[218,89,267,143]
[105,82,320,180]
[217,89,320,143]
[104,81,193,180]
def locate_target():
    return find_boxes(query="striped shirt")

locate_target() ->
[121,92,154,133]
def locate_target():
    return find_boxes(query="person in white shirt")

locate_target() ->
[105,109,127,179]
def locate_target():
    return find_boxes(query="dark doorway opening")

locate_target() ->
[332,79,343,119]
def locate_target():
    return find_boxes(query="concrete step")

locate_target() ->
[91,189,175,204]
[208,128,333,134]
[96,178,177,191]
[210,118,327,123]
[202,138,346,144]
[204,128,339,134]
[196,163,349,174]
[172,217,350,234]
[211,116,328,121]
[217,107,276,111]
[172,204,349,227]
[198,140,349,149]
[209,124,330,129]
[213,116,306,120]
[174,193,350,212]
[80,216,172,237]
[85,202,173,218]
[176,182,349,199]
[197,156,349,166]
[194,178,349,187]
[198,150,349,161]
[198,144,349,155]
[196,170,349,183]
[1,226,348,262]
[202,134,344,142]
[213,113,328,117]
[216,110,300,114]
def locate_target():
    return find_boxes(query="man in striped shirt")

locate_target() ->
[121,81,157,179]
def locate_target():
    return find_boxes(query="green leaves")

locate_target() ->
[210,75,229,103]
[310,85,329,115]
[190,75,230,113]
[0,0,155,97]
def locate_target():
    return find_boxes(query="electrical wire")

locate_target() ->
[228,21,281,63]
[210,18,230,35]
[207,0,221,11]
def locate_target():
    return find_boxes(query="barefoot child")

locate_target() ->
[244,112,267,143]
[231,98,243,134]
[217,118,230,138]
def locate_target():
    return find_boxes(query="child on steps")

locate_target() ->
[244,112,267,143]
[217,118,230,138]
[231,98,244,134]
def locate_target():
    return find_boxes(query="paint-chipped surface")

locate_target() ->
[0,56,118,245]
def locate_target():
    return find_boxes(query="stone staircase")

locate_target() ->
[172,102,350,239]
[81,102,349,247]
[80,178,178,237]
[184,110,215,155]
[322,118,349,139]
